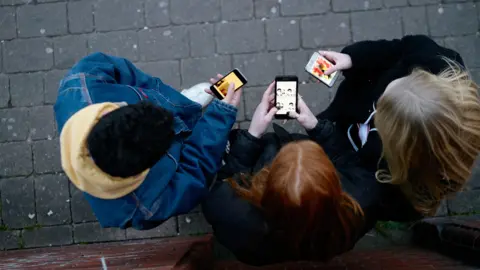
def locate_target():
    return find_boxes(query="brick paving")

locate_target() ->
[0,0,478,250]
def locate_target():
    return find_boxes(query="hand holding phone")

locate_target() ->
[275,76,298,119]
[248,82,278,138]
[305,52,341,87]
[209,69,247,100]
[208,73,243,107]
[288,97,318,130]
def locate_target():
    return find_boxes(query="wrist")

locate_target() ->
[247,127,262,138]
[304,118,318,130]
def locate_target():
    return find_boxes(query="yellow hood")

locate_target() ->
[60,103,149,199]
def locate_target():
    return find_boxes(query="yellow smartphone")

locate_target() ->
[210,69,248,99]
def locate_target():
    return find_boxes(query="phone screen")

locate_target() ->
[275,81,297,116]
[306,53,338,87]
[213,71,245,98]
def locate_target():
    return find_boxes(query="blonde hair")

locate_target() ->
[375,59,480,216]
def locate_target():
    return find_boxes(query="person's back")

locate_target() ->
[55,53,240,229]
[203,140,368,265]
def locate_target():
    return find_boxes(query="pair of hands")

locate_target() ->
[247,82,318,138]
[205,51,352,138]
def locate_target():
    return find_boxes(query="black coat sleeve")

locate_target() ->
[306,119,335,145]
[217,129,264,179]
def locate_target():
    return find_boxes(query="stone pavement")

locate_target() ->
[0,0,479,251]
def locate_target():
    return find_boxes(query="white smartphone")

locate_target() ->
[305,52,339,87]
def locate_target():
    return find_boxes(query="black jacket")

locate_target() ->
[318,35,464,172]
[202,121,414,266]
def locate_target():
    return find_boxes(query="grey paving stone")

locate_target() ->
[33,139,62,174]
[299,83,331,116]
[74,222,126,243]
[3,38,53,73]
[266,18,300,51]
[238,121,250,130]
[237,97,246,122]
[301,14,351,48]
[384,0,408,7]
[16,3,67,38]
[126,217,178,239]
[427,3,478,37]
[244,86,264,120]
[9,73,44,107]
[234,53,283,86]
[188,24,215,58]
[254,0,280,18]
[351,10,402,42]
[70,183,97,223]
[332,0,382,11]
[68,0,94,34]
[138,26,189,61]
[0,108,29,142]
[136,61,181,90]
[178,213,212,235]
[448,190,480,214]
[53,35,88,69]
[284,50,310,82]
[145,0,170,27]
[402,6,428,36]
[44,70,66,105]
[444,35,480,69]
[0,7,16,40]
[89,31,138,62]
[408,0,439,5]
[433,37,444,47]
[23,225,72,248]
[221,0,253,20]
[0,143,32,177]
[34,174,71,226]
[0,75,8,108]
[0,0,28,5]
[471,69,480,87]
[170,0,220,24]
[28,106,55,141]
[0,177,35,228]
[281,0,330,15]
[0,230,20,250]
[216,21,265,54]
[181,56,232,88]
[94,0,144,31]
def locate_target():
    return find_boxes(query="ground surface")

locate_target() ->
[0,0,479,251]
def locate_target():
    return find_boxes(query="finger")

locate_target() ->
[232,88,242,107]
[210,78,217,84]
[318,50,336,61]
[324,67,337,76]
[265,107,278,120]
[289,111,300,119]
[224,82,235,102]
[204,89,214,95]
[217,74,223,79]
[262,81,275,101]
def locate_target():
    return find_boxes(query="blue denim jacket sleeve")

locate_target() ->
[148,99,237,220]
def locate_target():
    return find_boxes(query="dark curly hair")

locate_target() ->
[87,101,175,178]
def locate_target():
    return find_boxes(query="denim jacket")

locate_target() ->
[54,53,237,229]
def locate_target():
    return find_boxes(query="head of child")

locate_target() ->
[375,61,480,215]
[229,140,363,261]
[87,102,175,178]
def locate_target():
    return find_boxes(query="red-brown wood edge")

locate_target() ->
[0,235,213,270]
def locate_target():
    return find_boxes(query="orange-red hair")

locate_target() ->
[229,140,364,261]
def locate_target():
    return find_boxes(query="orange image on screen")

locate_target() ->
[312,57,333,81]
[214,72,244,98]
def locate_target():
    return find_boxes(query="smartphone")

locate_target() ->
[275,76,298,119]
[210,69,248,100]
[305,52,339,87]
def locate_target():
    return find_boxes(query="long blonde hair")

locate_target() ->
[375,59,480,216]
[229,141,363,261]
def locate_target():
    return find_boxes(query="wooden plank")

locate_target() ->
[0,236,212,270]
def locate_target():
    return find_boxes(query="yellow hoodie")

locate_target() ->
[60,103,149,199]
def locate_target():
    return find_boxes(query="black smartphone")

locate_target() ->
[209,69,248,100]
[274,75,298,119]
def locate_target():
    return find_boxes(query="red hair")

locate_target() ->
[229,140,364,261]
